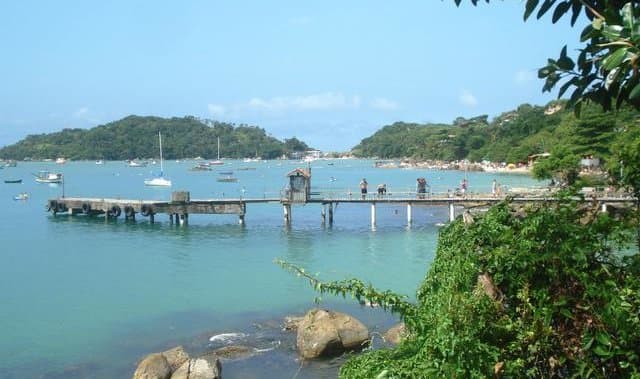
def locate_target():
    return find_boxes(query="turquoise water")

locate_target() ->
[0,160,540,378]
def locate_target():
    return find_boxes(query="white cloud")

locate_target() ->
[515,69,535,85]
[245,92,361,112]
[370,97,399,111]
[73,107,89,118]
[459,90,478,107]
[207,104,226,117]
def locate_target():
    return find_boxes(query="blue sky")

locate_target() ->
[0,1,585,151]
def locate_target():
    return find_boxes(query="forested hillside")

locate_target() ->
[0,116,309,160]
[352,101,639,165]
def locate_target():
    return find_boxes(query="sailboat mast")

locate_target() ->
[217,137,220,160]
[159,131,164,176]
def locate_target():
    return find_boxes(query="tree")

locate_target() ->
[532,145,581,185]
[457,1,640,114]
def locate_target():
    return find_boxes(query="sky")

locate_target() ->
[0,1,586,151]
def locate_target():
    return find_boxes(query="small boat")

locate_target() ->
[127,160,147,167]
[95,160,104,165]
[34,170,63,184]
[144,131,172,187]
[237,167,256,171]
[4,179,22,184]
[216,175,238,183]
[218,171,234,175]
[4,160,17,167]
[190,163,213,171]
[55,157,67,164]
[209,137,224,165]
[13,192,29,201]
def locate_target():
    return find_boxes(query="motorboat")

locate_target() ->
[190,162,213,171]
[13,192,29,201]
[127,160,147,167]
[95,160,104,165]
[55,157,67,164]
[4,179,22,184]
[34,170,63,184]
[216,175,238,183]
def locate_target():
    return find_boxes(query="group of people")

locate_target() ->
[359,177,432,199]
[356,177,504,198]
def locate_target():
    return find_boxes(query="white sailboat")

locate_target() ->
[144,132,172,187]
[209,137,224,165]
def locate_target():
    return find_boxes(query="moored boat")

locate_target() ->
[144,132,172,187]
[4,179,22,184]
[34,170,63,183]
[13,192,29,201]
[216,175,238,183]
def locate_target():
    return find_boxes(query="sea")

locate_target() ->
[0,159,541,379]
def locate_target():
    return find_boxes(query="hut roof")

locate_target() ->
[286,168,310,178]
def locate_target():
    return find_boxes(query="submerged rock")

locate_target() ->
[133,353,172,379]
[296,308,369,359]
[210,345,254,360]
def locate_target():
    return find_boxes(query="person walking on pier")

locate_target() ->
[360,178,368,199]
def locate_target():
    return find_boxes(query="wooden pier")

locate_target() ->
[46,190,637,227]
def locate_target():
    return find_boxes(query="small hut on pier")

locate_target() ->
[285,168,311,203]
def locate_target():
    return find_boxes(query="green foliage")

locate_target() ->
[0,115,311,160]
[283,200,640,378]
[532,145,580,185]
[353,101,640,165]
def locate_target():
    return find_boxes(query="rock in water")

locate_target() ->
[171,356,221,379]
[162,346,190,371]
[296,308,369,359]
[133,353,172,379]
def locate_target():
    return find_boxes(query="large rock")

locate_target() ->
[171,355,221,379]
[383,323,407,345]
[162,346,190,371]
[296,308,369,359]
[133,353,172,379]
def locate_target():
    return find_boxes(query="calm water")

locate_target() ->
[0,159,540,378]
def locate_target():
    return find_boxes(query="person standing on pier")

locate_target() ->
[461,178,468,196]
[360,178,368,199]
[417,177,428,199]
[491,179,498,197]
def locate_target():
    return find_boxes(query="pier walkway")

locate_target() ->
[46,187,636,227]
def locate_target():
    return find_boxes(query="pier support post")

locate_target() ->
[601,203,608,213]
[149,214,155,224]
[283,204,291,225]
[407,203,413,225]
[321,205,326,224]
[371,203,377,227]
[328,203,334,225]
[239,214,245,225]
[449,202,455,222]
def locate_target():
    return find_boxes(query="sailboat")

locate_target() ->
[209,137,224,165]
[144,132,172,187]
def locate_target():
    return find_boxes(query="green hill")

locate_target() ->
[352,101,639,165]
[0,116,309,160]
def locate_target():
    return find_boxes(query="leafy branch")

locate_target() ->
[275,259,418,320]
